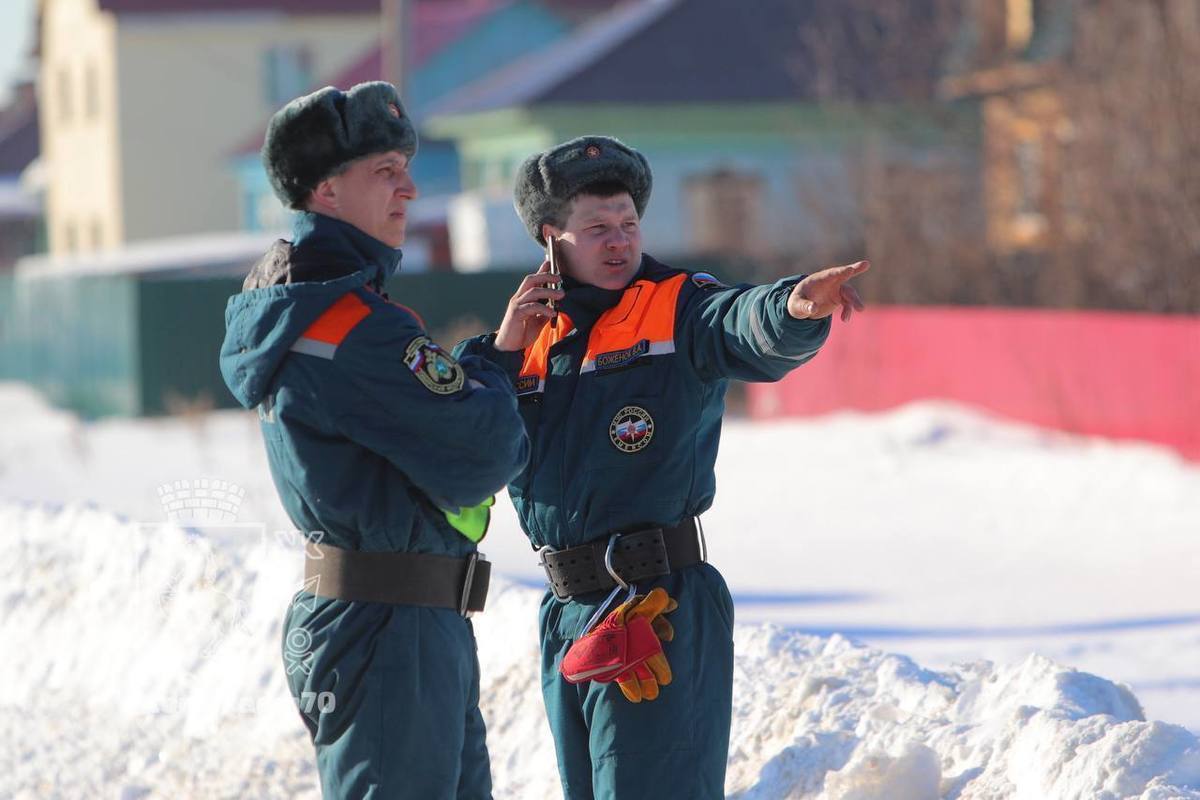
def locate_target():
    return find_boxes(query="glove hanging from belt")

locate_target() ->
[559,587,678,703]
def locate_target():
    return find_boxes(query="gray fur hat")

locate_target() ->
[263,81,418,209]
[514,135,652,244]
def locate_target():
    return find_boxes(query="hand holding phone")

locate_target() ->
[492,245,566,352]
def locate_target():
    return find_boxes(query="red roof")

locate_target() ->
[99,0,379,13]
[331,0,505,87]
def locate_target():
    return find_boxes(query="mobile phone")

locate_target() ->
[546,236,562,312]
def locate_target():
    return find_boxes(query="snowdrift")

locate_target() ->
[2,502,1197,799]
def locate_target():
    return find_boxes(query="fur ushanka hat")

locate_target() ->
[263,81,418,209]
[514,135,652,245]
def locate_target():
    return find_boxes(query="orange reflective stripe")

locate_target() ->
[520,312,576,383]
[301,292,372,345]
[583,273,687,363]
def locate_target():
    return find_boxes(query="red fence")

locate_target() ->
[746,306,1200,460]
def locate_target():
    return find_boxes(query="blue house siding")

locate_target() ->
[410,2,568,114]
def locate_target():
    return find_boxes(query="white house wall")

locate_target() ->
[446,143,861,272]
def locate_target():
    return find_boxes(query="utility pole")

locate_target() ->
[381,0,410,96]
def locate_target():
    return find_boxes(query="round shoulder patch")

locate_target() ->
[609,405,655,453]
[404,336,465,395]
[691,272,729,290]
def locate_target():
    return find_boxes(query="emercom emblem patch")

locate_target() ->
[404,336,465,395]
[609,405,655,453]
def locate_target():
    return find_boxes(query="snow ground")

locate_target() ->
[0,382,1197,798]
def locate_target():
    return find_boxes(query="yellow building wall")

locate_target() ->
[114,15,376,244]
[40,0,123,255]
[40,0,377,255]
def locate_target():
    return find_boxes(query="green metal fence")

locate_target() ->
[1,269,521,418]
[1,256,754,419]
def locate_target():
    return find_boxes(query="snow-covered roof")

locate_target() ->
[15,230,286,279]
[14,194,453,278]
[0,177,40,221]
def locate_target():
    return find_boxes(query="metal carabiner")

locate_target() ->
[577,533,637,638]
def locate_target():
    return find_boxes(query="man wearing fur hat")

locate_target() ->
[220,81,528,799]
[455,136,867,798]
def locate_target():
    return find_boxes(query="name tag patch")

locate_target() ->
[514,374,541,395]
[595,339,650,372]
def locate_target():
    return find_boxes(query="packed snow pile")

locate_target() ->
[726,629,1199,799]
[2,382,1199,798]
[2,501,1198,799]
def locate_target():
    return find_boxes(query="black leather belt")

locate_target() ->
[304,541,490,616]
[538,518,705,601]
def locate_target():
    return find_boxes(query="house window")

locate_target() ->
[684,168,764,256]
[57,67,72,124]
[264,44,314,106]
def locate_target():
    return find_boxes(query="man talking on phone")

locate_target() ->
[455,135,868,799]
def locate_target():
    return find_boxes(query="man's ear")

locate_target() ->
[309,176,340,213]
[541,222,561,244]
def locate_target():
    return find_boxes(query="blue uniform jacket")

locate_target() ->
[220,211,529,556]
[455,254,830,551]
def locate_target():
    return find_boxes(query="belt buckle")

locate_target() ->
[459,551,481,618]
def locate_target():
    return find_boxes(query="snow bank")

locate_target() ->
[726,628,1199,799]
[3,381,1198,797]
[2,502,1197,799]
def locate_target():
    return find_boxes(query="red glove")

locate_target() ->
[559,588,677,704]
[560,605,662,683]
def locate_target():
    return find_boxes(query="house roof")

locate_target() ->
[427,0,952,118]
[229,0,505,158]
[0,88,39,176]
[426,0,679,116]
[98,0,379,14]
